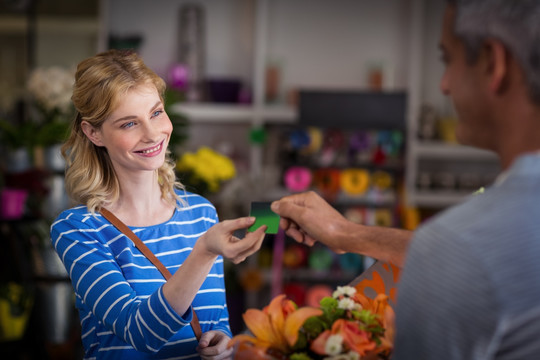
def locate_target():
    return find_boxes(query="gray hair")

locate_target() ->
[447,0,540,104]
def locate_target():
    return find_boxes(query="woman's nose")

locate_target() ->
[141,120,160,141]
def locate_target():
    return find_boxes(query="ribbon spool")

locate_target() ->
[338,253,363,273]
[283,244,308,268]
[374,209,393,227]
[340,168,370,196]
[239,268,263,292]
[308,248,335,271]
[313,168,341,199]
[344,207,366,225]
[257,247,273,268]
[284,166,312,192]
[323,129,345,149]
[348,131,371,162]
[371,170,393,191]
[289,129,310,150]
[284,283,307,306]
[305,285,333,307]
[320,129,345,166]
[304,127,323,154]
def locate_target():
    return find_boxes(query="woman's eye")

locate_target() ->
[121,121,135,129]
[152,110,163,118]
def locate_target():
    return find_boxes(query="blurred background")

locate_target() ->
[0,0,500,358]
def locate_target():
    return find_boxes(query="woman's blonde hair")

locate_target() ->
[62,49,184,213]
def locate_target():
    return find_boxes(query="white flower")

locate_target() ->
[333,285,356,299]
[337,297,357,311]
[325,334,343,356]
[27,66,75,116]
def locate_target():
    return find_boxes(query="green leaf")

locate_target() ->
[35,120,70,147]
[290,352,314,360]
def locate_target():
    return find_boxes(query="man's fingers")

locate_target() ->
[271,199,296,217]
[279,217,290,230]
[285,227,305,244]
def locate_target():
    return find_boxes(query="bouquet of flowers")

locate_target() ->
[176,146,236,194]
[229,284,395,360]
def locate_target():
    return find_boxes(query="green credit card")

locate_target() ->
[248,201,280,234]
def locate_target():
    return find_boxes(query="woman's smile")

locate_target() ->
[135,140,164,157]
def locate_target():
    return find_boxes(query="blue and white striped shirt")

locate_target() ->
[50,191,231,359]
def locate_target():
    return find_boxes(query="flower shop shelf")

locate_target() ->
[169,103,297,125]
[0,15,99,35]
[413,141,498,160]
[408,190,475,208]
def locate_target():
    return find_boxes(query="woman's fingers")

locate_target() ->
[220,224,266,261]
[229,226,267,263]
[219,217,256,233]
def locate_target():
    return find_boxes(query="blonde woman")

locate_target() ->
[51,49,266,359]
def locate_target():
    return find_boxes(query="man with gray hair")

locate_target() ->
[394,0,540,357]
[272,0,540,358]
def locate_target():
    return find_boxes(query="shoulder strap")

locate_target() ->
[100,208,202,341]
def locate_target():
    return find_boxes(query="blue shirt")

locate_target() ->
[394,154,540,359]
[50,191,231,359]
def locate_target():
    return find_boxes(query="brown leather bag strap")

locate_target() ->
[100,208,203,341]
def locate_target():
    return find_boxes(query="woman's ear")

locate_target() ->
[81,121,104,147]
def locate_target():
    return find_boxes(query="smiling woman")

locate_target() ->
[81,84,172,178]
[50,49,267,359]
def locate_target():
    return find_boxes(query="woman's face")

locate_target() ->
[83,83,172,177]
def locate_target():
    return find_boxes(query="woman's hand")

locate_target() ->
[197,217,267,264]
[197,331,233,360]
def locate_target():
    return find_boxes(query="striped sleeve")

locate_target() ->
[189,203,232,337]
[50,211,192,353]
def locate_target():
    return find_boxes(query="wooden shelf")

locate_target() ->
[169,103,297,124]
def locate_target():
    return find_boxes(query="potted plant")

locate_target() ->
[26,66,74,171]
[0,117,36,173]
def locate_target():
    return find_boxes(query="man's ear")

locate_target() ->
[484,39,509,94]
[81,121,104,147]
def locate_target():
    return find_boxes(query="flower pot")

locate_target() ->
[36,282,73,344]
[43,175,70,220]
[44,144,65,172]
[6,147,31,173]
[0,188,28,220]
[0,283,33,342]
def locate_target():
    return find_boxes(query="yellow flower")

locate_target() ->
[176,146,236,193]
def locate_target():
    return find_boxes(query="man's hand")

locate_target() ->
[271,191,349,254]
